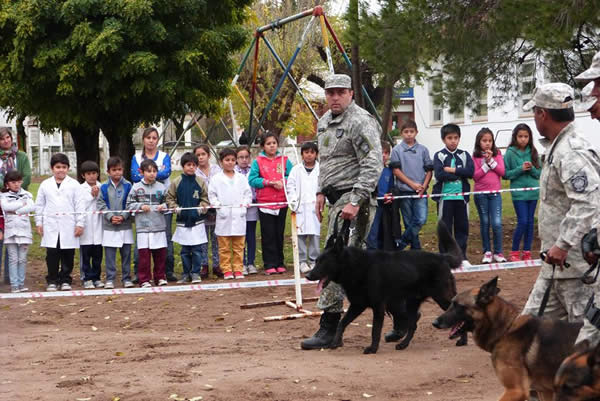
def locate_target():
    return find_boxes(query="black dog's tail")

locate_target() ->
[437,221,463,270]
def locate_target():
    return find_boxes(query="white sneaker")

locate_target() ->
[493,253,507,263]
[158,279,168,286]
[19,287,29,292]
[141,281,152,288]
[11,287,19,293]
[300,262,311,274]
[242,265,249,276]
[104,281,115,289]
[123,280,134,288]
[60,283,72,291]
[94,280,104,288]
[83,280,95,289]
[247,264,258,275]
[46,284,57,292]
[481,252,493,264]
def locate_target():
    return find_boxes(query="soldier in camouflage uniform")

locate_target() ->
[575,52,600,347]
[520,84,600,346]
[301,74,383,350]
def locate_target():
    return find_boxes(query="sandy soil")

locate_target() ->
[0,257,540,401]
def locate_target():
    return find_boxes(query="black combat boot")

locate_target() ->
[301,312,341,350]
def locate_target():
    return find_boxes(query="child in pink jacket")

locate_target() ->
[472,128,506,263]
[248,132,293,275]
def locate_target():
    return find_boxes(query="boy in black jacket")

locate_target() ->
[166,153,209,283]
[432,124,474,261]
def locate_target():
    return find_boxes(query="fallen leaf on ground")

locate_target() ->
[115,352,124,357]
[189,397,203,401]
[363,393,374,398]
[91,326,98,331]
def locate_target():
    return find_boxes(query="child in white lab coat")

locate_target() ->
[35,153,85,291]
[79,160,103,289]
[208,148,252,280]
[287,142,321,273]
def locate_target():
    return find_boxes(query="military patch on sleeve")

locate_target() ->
[571,172,588,193]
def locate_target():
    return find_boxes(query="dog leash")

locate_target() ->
[538,251,570,317]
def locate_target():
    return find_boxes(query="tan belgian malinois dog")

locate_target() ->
[432,277,582,401]
[554,339,600,401]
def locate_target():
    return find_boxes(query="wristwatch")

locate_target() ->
[349,193,361,207]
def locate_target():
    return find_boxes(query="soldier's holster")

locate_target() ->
[321,186,353,205]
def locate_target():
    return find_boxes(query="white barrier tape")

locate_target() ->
[15,187,541,217]
[377,186,540,201]
[0,259,542,300]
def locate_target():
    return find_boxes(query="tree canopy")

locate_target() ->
[358,0,600,113]
[0,0,251,175]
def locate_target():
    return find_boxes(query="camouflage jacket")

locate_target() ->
[539,122,600,278]
[317,101,383,203]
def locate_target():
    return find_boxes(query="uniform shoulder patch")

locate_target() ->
[571,172,588,193]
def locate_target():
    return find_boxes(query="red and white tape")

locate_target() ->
[0,259,542,299]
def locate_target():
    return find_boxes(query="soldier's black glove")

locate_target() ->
[582,228,600,256]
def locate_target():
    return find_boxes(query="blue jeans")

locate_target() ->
[474,193,503,254]
[397,194,428,250]
[512,200,537,251]
[105,244,132,283]
[200,224,220,268]
[180,245,203,276]
[6,243,28,288]
[243,220,257,266]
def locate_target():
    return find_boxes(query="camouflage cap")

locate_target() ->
[324,74,352,90]
[523,83,574,111]
[576,51,600,82]
[576,81,598,112]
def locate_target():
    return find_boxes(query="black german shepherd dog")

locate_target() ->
[306,220,466,354]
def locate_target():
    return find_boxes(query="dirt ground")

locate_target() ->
[0,257,540,401]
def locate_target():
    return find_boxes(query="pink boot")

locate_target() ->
[509,251,521,262]
[522,251,532,261]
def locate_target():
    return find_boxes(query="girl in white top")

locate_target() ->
[194,144,223,278]
[208,148,252,280]
[287,142,321,273]
[1,170,35,292]
[234,146,259,275]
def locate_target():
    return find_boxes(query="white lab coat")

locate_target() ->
[79,182,103,245]
[287,162,320,236]
[208,171,252,237]
[34,175,85,249]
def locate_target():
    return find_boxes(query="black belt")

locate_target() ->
[585,294,600,329]
[321,186,354,205]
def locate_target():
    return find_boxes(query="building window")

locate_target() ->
[519,60,536,113]
[472,88,488,120]
[429,75,443,125]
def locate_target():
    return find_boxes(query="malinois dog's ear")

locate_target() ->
[588,341,600,372]
[325,233,336,250]
[476,276,500,306]
[574,339,590,355]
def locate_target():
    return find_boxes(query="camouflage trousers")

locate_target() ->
[576,285,600,346]
[521,272,593,323]
[316,192,376,313]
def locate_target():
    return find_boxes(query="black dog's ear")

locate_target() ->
[476,276,500,305]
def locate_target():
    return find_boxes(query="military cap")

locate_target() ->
[576,81,598,112]
[523,83,574,111]
[576,51,600,82]
[324,74,352,90]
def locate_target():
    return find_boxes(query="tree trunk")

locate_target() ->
[348,0,363,108]
[16,115,26,152]
[102,126,136,181]
[69,126,100,183]
[381,78,395,140]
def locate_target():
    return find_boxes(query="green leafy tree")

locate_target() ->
[402,0,600,112]
[0,0,251,178]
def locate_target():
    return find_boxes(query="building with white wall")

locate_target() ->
[392,60,599,153]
